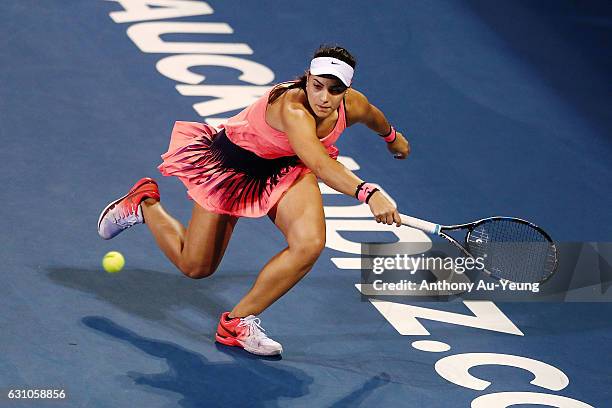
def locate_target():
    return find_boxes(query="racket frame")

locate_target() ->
[400,214,559,283]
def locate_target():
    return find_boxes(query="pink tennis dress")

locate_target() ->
[158,85,347,217]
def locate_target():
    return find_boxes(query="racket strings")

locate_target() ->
[466,220,557,283]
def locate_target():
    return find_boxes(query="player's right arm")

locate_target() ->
[281,102,400,225]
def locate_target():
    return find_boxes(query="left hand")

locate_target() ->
[387,131,410,159]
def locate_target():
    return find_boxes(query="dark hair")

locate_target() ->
[268,45,357,104]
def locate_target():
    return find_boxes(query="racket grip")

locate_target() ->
[400,214,439,234]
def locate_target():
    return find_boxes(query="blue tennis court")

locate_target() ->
[1,1,611,406]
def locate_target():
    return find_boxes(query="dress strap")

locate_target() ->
[340,95,347,128]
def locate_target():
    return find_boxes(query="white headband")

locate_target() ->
[309,57,354,87]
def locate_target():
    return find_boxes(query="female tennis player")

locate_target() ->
[97,45,410,356]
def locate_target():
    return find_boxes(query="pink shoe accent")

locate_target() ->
[215,312,283,356]
[97,178,160,239]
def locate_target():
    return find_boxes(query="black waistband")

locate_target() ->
[211,130,300,178]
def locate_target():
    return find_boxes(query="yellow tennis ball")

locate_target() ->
[103,251,125,273]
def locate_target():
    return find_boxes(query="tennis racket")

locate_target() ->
[400,214,558,283]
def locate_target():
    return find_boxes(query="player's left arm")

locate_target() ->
[345,88,410,159]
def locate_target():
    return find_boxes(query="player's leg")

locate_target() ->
[142,200,238,279]
[229,172,325,317]
[215,172,323,355]
[97,177,237,279]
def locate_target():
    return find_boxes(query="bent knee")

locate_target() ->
[179,262,218,279]
[290,236,326,265]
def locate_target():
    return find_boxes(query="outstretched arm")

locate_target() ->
[346,89,410,159]
[281,103,401,226]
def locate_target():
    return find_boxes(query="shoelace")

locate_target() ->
[237,316,269,340]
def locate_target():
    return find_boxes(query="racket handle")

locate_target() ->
[400,214,440,234]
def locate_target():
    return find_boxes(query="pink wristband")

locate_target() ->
[380,126,397,143]
[356,182,379,203]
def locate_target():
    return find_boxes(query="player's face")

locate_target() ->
[306,74,347,118]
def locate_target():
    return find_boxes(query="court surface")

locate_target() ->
[1,1,611,407]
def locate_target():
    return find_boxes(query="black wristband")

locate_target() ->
[365,188,380,204]
[379,125,397,143]
[354,182,366,199]
[378,125,393,138]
